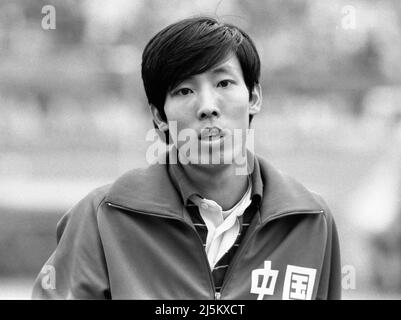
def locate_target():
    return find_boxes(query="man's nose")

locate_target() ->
[196,89,221,120]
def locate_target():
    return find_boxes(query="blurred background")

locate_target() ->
[1,0,401,299]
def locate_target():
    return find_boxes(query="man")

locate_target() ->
[32,16,341,299]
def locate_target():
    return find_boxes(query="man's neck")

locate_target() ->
[181,161,249,211]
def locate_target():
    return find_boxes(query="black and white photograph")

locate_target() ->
[0,0,401,301]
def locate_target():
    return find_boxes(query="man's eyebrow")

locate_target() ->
[211,65,235,75]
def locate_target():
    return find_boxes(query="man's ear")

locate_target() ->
[150,104,168,132]
[249,83,262,115]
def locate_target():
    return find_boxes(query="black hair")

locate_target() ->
[141,16,261,142]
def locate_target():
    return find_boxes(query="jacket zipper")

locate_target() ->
[219,209,324,295]
[105,202,218,299]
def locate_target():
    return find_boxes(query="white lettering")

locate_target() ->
[41,5,56,30]
[341,5,356,30]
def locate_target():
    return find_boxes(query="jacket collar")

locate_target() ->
[257,157,324,222]
[167,148,263,208]
[105,151,324,223]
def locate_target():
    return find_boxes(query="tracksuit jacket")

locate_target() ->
[32,152,341,300]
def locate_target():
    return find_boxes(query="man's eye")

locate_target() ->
[218,80,232,88]
[175,88,193,96]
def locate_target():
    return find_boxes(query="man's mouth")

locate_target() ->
[199,127,225,140]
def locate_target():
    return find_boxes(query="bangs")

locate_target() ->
[164,26,244,91]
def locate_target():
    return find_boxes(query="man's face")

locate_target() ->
[153,53,261,166]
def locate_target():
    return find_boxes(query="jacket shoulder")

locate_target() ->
[67,184,111,215]
[56,184,111,242]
